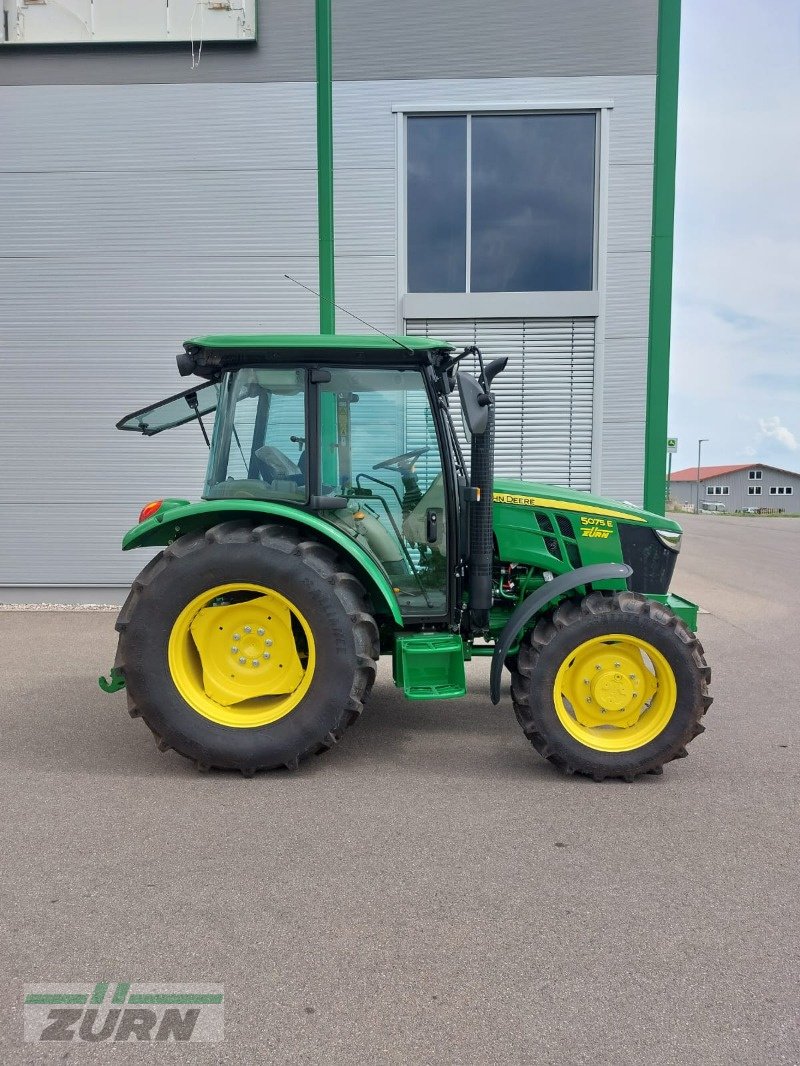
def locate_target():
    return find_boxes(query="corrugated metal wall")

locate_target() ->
[1,26,657,593]
[0,0,656,86]
[0,82,320,589]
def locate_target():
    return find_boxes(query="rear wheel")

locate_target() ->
[510,591,712,781]
[114,521,379,774]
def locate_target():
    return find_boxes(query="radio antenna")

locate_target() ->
[284,274,415,353]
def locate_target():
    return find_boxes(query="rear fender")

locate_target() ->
[122,499,403,626]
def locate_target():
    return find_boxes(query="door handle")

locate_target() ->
[426,508,440,543]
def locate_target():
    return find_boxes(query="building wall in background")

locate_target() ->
[670,466,800,512]
[0,0,659,595]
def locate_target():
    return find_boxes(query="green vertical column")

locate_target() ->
[643,0,681,514]
[316,0,335,334]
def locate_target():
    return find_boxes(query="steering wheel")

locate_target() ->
[373,447,429,471]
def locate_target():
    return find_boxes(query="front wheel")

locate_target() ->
[510,592,712,781]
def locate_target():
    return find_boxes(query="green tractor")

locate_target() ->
[104,333,711,780]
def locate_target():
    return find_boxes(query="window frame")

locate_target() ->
[204,367,309,505]
[395,101,611,322]
[706,485,729,496]
[770,486,793,495]
[749,469,762,480]
[748,485,762,496]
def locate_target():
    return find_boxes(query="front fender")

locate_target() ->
[489,563,632,705]
[122,499,403,626]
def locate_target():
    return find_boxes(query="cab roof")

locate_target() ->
[186,333,452,356]
[180,333,455,377]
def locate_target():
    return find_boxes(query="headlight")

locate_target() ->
[655,529,682,552]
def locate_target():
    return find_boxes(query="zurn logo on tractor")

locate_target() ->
[23,982,224,1042]
[101,334,712,782]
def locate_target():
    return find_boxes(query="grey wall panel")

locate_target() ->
[2,170,318,258]
[599,338,648,504]
[0,0,316,85]
[1,82,317,171]
[0,254,320,342]
[604,252,652,339]
[1,0,656,87]
[334,255,397,333]
[0,75,321,594]
[332,0,657,81]
[602,338,648,414]
[334,169,396,257]
[607,164,653,253]
[598,421,647,506]
[0,505,161,586]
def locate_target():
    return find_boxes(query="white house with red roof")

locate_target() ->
[669,463,800,512]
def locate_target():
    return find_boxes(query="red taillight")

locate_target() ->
[139,499,164,523]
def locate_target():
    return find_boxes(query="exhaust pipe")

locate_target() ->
[457,352,507,630]
[468,400,495,628]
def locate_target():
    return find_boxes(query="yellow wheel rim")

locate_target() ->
[552,634,677,752]
[168,583,316,728]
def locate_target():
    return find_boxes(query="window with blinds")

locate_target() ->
[405,318,595,490]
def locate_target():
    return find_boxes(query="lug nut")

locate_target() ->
[586,697,592,704]
[257,628,265,636]
[263,652,271,660]
[244,626,252,634]
[233,633,241,641]
[238,657,246,665]
[231,647,239,654]
[265,639,273,647]
[252,660,260,668]
[614,662,621,668]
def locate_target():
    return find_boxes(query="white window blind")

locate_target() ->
[405,317,595,489]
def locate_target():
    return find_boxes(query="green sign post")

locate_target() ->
[666,437,678,503]
[316,0,335,334]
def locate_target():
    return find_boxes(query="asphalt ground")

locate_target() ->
[0,513,798,1064]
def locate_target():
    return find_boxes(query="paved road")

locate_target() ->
[1,515,798,1064]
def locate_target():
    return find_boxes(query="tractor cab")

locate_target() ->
[118,334,470,619]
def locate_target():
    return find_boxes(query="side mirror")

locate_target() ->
[457,371,490,436]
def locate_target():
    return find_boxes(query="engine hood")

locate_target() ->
[493,478,681,532]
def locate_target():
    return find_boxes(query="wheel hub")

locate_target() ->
[593,669,634,711]
[561,639,661,734]
[189,594,305,706]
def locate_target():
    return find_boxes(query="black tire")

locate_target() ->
[510,591,712,781]
[113,520,379,774]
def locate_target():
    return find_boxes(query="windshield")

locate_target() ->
[204,368,307,502]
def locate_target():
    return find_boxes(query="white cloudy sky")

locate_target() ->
[669,0,800,471]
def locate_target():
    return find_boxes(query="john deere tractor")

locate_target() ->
[104,334,711,780]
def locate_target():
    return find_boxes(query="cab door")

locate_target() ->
[317,367,449,618]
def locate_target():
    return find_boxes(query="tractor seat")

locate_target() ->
[402,474,446,553]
